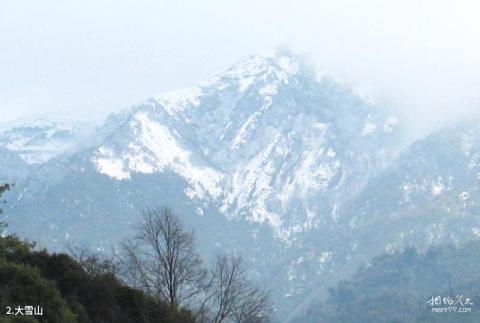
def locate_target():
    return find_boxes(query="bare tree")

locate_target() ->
[0,183,10,212]
[0,183,11,230]
[121,207,205,309]
[232,285,271,323]
[200,254,272,323]
[68,245,120,278]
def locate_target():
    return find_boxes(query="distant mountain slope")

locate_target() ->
[0,117,93,164]
[345,119,480,258]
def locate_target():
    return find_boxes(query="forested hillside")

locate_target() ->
[295,241,480,323]
[0,235,195,323]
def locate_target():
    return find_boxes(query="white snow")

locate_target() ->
[383,116,398,133]
[92,148,130,180]
[327,148,336,158]
[362,121,377,136]
[459,191,470,201]
[277,56,299,75]
[431,177,447,196]
[221,135,284,231]
[155,87,203,115]
[231,111,262,150]
[319,251,332,264]
[231,95,273,150]
[259,83,278,96]
[238,76,255,92]
[92,113,224,198]
[331,204,339,222]
[472,227,480,237]
[431,184,443,196]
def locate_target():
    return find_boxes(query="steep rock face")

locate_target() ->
[4,54,400,321]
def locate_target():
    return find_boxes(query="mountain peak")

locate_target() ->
[145,53,305,117]
[221,52,301,81]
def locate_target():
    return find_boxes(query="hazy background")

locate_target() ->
[1,0,480,138]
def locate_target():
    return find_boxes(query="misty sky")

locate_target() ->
[1,0,480,138]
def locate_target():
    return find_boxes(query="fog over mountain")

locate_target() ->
[3,1,480,140]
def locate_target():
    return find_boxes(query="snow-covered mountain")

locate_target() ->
[0,117,93,165]
[8,53,480,321]
[89,54,399,238]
